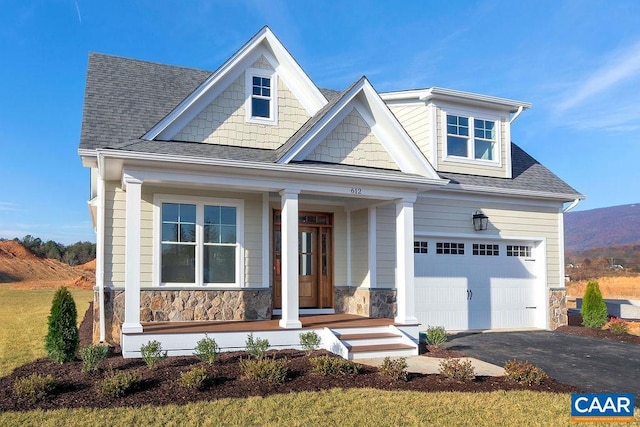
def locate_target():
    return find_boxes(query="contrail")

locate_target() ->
[74,0,82,24]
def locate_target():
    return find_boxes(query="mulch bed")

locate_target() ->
[0,305,581,413]
[556,312,640,345]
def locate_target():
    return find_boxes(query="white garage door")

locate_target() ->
[414,239,541,331]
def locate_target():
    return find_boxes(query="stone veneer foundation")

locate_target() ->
[93,288,272,345]
[334,287,396,319]
[548,287,568,330]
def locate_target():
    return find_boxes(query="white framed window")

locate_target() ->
[444,110,501,164]
[472,243,499,256]
[154,195,244,287]
[414,241,428,254]
[436,242,465,255]
[506,245,532,257]
[245,68,278,125]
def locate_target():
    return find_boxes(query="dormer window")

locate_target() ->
[446,114,497,162]
[245,68,278,125]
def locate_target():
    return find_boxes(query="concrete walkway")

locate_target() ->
[358,355,504,376]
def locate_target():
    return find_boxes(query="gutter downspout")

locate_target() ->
[510,106,524,123]
[562,198,581,213]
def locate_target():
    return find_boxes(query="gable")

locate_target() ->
[304,109,399,170]
[173,55,310,149]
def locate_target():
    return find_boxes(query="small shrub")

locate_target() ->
[581,280,608,328]
[380,357,409,381]
[425,326,447,348]
[299,331,322,354]
[504,359,548,385]
[178,366,209,390]
[608,317,629,335]
[45,286,79,363]
[194,334,219,365]
[98,369,142,398]
[13,374,55,403]
[239,356,288,384]
[245,333,269,359]
[80,344,110,372]
[310,355,361,376]
[140,340,167,369]
[438,358,475,382]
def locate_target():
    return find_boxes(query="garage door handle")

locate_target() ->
[526,306,536,309]
[467,289,473,301]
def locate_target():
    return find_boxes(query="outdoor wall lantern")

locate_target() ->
[472,211,489,231]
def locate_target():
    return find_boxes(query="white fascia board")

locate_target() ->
[100,149,448,190]
[144,27,326,141]
[78,149,98,168]
[414,230,546,243]
[441,182,585,202]
[359,81,439,179]
[280,79,367,164]
[381,87,531,113]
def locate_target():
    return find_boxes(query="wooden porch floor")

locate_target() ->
[141,314,398,335]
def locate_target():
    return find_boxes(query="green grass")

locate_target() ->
[0,389,613,427]
[0,288,93,377]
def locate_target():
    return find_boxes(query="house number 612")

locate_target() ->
[350,188,362,195]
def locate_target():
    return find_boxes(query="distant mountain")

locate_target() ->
[565,203,640,253]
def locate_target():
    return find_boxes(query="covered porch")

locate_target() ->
[121,313,420,360]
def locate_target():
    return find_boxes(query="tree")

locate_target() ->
[45,287,79,363]
[581,281,608,328]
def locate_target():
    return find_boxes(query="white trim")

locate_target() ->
[279,78,440,180]
[279,189,302,328]
[414,230,546,242]
[395,198,417,324]
[273,308,336,315]
[96,171,106,342]
[557,208,566,291]
[368,206,377,289]
[418,190,566,209]
[122,175,143,333]
[346,210,352,287]
[428,102,438,170]
[152,194,245,288]
[262,192,270,288]
[245,67,278,126]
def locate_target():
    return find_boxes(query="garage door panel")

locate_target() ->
[414,240,540,331]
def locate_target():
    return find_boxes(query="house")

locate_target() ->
[78,27,584,359]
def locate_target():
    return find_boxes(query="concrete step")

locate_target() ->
[337,332,399,341]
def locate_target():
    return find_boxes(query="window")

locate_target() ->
[472,243,499,256]
[507,245,532,257]
[414,241,428,254]
[245,68,277,125]
[436,242,465,255]
[157,196,243,286]
[446,114,497,161]
[251,76,271,118]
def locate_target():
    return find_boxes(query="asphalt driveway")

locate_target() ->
[445,331,640,399]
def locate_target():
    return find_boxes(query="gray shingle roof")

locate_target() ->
[80,53,211,150]
[79,53,582,199]
[440,143,582,197]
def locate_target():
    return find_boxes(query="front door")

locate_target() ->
[273,211,333,309]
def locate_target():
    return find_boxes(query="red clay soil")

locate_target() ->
[0,307,581,413]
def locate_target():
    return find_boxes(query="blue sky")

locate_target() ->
[1,0,639,244]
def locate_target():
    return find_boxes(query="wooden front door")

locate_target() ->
[273,211,333,309]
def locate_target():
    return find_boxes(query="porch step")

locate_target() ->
[332,326,418,360]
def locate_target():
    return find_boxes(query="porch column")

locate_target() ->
[279,189,302,329]
[121,174,143,333]
[395,197,418,324]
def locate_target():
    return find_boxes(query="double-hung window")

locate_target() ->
[446,114,498,162]
[156,196,244,287]
[245,68,277,125]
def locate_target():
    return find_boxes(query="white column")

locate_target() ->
[121,175,143,333]
[395,197,418,324]
[96,172,106,341]
[368,206,377,288]
[279,189,302,329]
[262,192,270,288]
